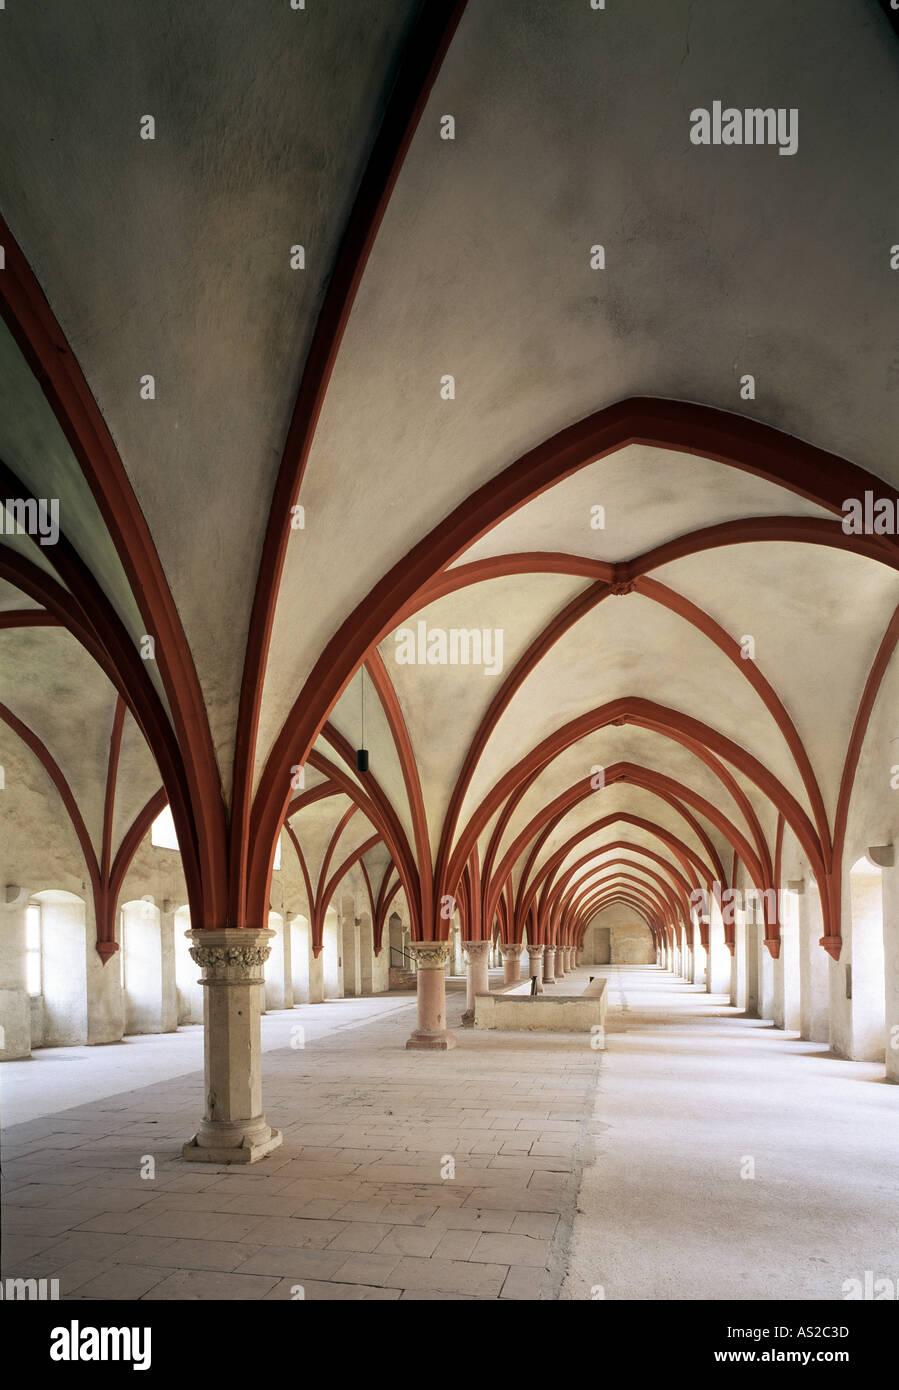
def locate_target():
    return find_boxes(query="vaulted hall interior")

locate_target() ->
[1,0,897,1314]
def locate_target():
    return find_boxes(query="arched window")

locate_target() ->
[150,806,179,850]
[25,902,41,996]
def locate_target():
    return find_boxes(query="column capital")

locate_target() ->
[526,944,545,958]
[500,943,522,959]
[461,939,491,960]
[186,928,274,984]
[408,940,452,971]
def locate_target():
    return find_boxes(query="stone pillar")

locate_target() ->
[182,929,283,1164]
[406,942,456,1050]
[501,943,522,984]
[882,863,899,1083]
[555,947,566,980]
[452,926,464,976]
[526,944,545,994]
[0,897,30,1060]
[744,914,759,1015]
[308,941,325,1003]
[461,940,491,1024]
[543,946,556,984]
[567,946,575,972]
[798,884,829,1043]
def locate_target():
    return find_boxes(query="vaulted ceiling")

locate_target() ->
[0,0,897,956]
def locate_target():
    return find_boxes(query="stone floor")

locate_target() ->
[2,964,896,1301]
[564,968,899,1301]
[0,966,601,1300]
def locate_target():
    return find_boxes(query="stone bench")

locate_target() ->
[473,975,606,1043]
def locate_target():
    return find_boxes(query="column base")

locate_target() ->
[182,1121,283,1165]
[406,1029,457,1051]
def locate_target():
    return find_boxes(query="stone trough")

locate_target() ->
[473,974,607,1043]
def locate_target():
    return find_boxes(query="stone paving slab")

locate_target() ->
[1,974,603,1300]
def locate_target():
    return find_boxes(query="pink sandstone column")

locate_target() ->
[501,943,522,984]
[555,946,566,980]
[406,942,456,1051]
[543,945,556,983]
[526,944,545,993]
[461,939,491,1024]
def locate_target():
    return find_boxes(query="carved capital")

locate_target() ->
[408,941,451,971]
[186,929,274,983]
[526,944,546,958]
[499,944,522,959]
[461,940,491,962]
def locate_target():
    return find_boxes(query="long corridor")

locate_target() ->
[2,965,895,1301]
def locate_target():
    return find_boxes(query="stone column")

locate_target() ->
[555,947,566,980]
[182,929,283,1164]
[882,864,899,1082]
[566,946,575,972]
[0,896,30,1060]
[452,927,464,976]
[526,944,545,993]
[461,940,491,1024]
[406,942,456,1050]
[501,943,522,984]
[543,946,556,984]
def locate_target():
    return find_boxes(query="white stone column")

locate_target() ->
[882,863,899,1082]
[452,925,464,976]
[0,896,30,1060]
[308,940,325,1003]
[526,944,545,994]
[732,911,746,1009]
[759,933,776,1020]
[797,883,828,1041]
[182,929,283,1164]
[461,939,490,1024]
[406,941,456,1051]
[743,912,759,1015]
[543,946,556,983]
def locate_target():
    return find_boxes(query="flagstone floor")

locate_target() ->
[3,965,896,1301]
[1,967,600,1300]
